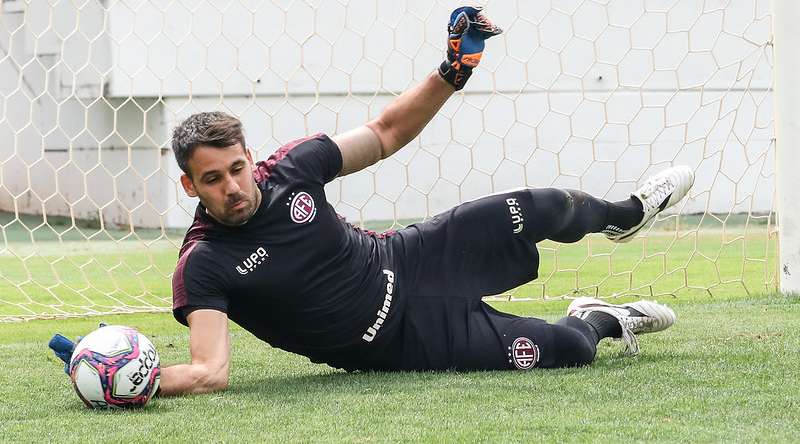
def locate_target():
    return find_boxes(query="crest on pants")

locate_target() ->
[508,337,539,370]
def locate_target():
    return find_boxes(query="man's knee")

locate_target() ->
[498,317,596,370]
[527,188,574,216]
[523,188,576,239]
[526,187,606,243]
[545,324,596,368]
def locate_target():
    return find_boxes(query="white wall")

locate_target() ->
[1,0,776,229]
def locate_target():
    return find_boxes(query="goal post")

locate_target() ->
[0,0,782,320]
[771,0,800,295]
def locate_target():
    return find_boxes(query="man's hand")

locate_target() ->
[48,333,77,375]
[48,322,106,374]
[438,6,503,91]
[334,7,502,176]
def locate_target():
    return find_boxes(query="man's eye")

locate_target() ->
[206,177,218,184]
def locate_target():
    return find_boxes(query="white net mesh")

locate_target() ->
[0,0,777,321]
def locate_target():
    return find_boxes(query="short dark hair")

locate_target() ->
[171,111,247,177]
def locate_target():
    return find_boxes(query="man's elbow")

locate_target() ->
[366,119,401,159]
[196,365,229,393]
[205,374,228,392]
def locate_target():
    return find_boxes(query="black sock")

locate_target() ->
[582,311,622,341]
[604,196,644,231]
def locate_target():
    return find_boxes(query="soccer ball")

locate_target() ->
[69,325,161,409]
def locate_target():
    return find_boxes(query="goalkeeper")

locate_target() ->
[52,7,693,395]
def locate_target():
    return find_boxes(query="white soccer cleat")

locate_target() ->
[567,297,677,355]
[604,165,695,243]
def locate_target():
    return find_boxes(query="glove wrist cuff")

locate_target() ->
[437,60,472,91]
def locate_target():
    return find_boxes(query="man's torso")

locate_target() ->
[171,134,405,364]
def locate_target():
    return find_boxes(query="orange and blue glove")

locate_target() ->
[438,6,503,91]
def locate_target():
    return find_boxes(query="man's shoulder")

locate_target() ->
[253,133,340,185]
[178,205,215,251]
[176,238,215,273]
[171,237,231,324]
[175,216,233,273]
[173,239,234,298]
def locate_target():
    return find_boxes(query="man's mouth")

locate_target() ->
[229,199,247,210]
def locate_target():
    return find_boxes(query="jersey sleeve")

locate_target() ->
[287,134,343,184]
[171,242,229,326]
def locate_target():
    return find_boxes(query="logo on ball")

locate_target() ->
[290,191,316,224]
[508,337,539,370]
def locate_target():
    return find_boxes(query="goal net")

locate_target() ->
[0,0,777,320]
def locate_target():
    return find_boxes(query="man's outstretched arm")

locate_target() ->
[334,6,502,177]
[334,73,454,177]
[158,309,230,396]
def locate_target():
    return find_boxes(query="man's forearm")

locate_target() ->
[366,72,454,158]
[157,363,228,397]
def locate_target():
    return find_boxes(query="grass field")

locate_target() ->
[1,210,794,442]
[1,295,798,442]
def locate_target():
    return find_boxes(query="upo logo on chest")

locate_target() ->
[287,191,316,224]
[236,246,268,275]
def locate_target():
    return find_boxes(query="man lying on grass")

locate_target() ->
[51,6,690,395]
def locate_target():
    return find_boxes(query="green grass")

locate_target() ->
[0,211,780,318]
[0,295,798,442]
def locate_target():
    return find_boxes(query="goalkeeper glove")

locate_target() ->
[49,334,77,375]
[48,322,106,375]
[438,6,503,91]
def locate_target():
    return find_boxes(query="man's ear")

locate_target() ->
[180,174,198,197]
[246,147,255,167]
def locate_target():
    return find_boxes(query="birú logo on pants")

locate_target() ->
[506,197,524,234]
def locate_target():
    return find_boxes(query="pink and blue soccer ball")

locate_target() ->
[69,325,161,408]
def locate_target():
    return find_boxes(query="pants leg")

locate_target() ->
[399,187,611,298]
[398,299,597,371]
[391,186,619,371]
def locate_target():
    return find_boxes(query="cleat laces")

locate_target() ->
[639,178,674,211]
[618,324,639,355]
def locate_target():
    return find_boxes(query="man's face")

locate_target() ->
[180,143,261,226]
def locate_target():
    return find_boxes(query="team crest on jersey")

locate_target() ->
[508,337,539,370]
[288,191,316,224]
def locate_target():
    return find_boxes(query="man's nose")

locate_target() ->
[224,175,241,195]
